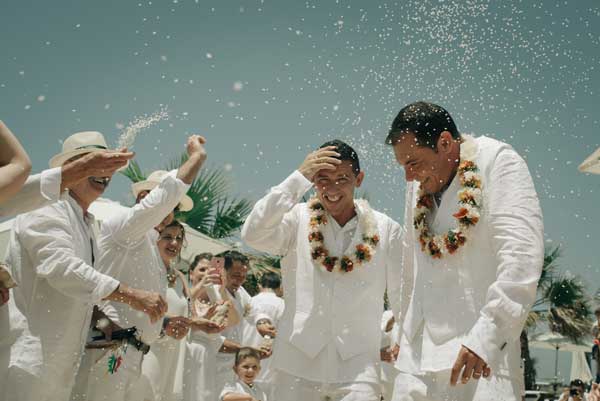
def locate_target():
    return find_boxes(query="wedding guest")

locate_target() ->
[135,221,223,401]
[77,135,208,401]
[220,347,270,401]
[557,379,588,401]
[0,131,167,401]
[183,252,243,401]
[387,101,543,401]
[243,272,285,389]
[215,250,271,394]
[242,140,403,401]
[0,121,133,218]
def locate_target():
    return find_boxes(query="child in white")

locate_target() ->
[220,347,269,401]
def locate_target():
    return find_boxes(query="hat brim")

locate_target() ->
[132,182,194,212]
[49,148,130,172]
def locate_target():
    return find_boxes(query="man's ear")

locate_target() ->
[437,131,454,154]
[355,171,365,188]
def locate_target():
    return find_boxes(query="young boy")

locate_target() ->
[220,347,269,401]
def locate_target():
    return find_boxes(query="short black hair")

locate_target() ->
[219,250,249,271]
[570,379,585,388]
[386,101,461,150]
[190,253,213,270]
[260,272,281,290]
[234,347,262,366]
[319,139,360,176]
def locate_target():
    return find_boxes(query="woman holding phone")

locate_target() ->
[183,253,244,401]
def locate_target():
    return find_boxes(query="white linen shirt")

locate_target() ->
[395,136,544,377]
[0,167,62,217]
[219,378,269,401]
[243,292,285,347]
[94,170,190,344]
[1,194,120,401]
[241,170,404,384]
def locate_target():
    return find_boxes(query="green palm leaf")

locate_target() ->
[121,159,147,183]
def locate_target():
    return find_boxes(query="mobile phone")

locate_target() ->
[209,257,225,284]
[206,256,225,302]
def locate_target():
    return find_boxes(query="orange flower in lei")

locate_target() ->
[413,135,483,259]
[307,197,380,274]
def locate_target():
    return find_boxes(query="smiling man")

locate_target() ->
[387,101,544,401]
[242,139,403,401]
[0,131,168,401]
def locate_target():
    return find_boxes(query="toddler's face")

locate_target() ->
[235,356,261,385]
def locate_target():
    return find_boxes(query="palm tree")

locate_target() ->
[522,245,594,389]
[121,154,253,239]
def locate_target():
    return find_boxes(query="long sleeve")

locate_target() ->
[385,219,404,345]
[462,148,544,367]
[241,170,312,255]
[17,210,119,303]
[103,170,190,246]
[0,167,61,217]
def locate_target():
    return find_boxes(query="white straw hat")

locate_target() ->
[49,131,114,168]
[131,170,194,212]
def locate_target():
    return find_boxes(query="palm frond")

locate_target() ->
[548,303,593,343]
[120,160,147,183]
[544,276,587,308]
[209,197,254,239]
[538,245,561,290]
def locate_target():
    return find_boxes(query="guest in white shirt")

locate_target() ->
[220,347,270,401]
[242,140,403,401]
[387,101,543,401]
[243,272,285,389]
[216,250,272,394]
[1,131,167,401]
[136,221,224,401]
[0,122,133,306]
[76,135,208,401]
[184,252,242,401]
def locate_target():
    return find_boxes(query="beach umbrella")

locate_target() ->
[579,147,600,174]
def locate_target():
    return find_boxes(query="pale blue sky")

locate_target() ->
[1,0,599,383]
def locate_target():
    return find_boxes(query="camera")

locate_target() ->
[570,388,581,397]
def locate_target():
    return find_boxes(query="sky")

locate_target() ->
[1,0,599,384]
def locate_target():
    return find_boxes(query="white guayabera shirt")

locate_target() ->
[0,194,120,401]
[241,170,403,384]
[219,378,270,401]
[95,170,190,345]
[0,167,62,217]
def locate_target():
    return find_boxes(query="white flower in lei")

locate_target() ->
[307,198,380,273]
[413,135,483,259]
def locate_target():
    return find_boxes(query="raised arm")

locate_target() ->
[0,120,31,204]
[107,135,206,244]
[461,148,544,368]
[241,147,339,255]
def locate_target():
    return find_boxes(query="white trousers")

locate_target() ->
[274,370,380,401]
[72,347,144,401]
[391,370,521,401]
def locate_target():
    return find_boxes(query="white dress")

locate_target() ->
[182,300,225,401]
[136,277,189,401]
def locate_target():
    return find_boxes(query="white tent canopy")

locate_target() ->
[1,198,231,269]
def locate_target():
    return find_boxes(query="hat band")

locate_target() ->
[75,144,108,150]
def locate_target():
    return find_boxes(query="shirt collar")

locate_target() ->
[326,203,360,233]
[65,193,96,226]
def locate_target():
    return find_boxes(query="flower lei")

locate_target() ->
[414,135,483,259]
[307,197,380,273]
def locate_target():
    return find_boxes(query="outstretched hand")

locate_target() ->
[450,346,491,386]
[298,146,341,181]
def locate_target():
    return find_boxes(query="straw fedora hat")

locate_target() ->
[49,131,114,168]
[131,170,194,212]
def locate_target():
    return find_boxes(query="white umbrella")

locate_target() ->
[579,146,600,174]
[530,332,593,390]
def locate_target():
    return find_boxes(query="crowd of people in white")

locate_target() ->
[1,101,599,401]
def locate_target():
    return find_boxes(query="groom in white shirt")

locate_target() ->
[387,101,544,401]
[242,140,403,401]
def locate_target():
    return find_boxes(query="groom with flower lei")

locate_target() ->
[242,139,403,401]
[387,101,544,401]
